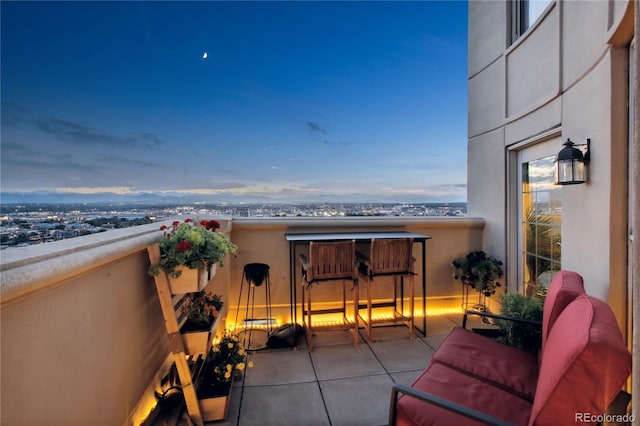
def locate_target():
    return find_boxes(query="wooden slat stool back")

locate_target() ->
[357,238,415,341]
[299,240,359,351]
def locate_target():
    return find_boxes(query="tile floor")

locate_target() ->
[205,314,468,426]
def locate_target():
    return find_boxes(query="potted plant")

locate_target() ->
[181,291,224,331]
[452,250,504,297]
[148,218,237,294]
[495,289,546,354]
[196,330,253,421]
[180,291,224,355]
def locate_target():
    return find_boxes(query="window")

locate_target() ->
[511,0,553,44]
[521,156,561,294]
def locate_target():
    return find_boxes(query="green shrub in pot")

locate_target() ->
[495,290,545,354]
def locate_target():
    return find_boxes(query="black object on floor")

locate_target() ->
[266,323,306,349]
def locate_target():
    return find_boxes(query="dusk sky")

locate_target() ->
[1,1,468,203]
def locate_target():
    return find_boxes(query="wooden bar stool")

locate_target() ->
[298,240,359,352]
[357,238,415,341]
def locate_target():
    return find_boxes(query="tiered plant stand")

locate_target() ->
[147,244,228,426]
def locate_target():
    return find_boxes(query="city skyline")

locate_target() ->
[1,1,468,203]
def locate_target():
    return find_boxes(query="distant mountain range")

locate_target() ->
[0,190,466,205]
[1,191,180,205]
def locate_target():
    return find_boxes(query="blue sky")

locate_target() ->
[1,1,468,203]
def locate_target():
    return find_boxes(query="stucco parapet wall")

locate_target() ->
[231,216,486,230]
[0,222,167,305]
[0,216,482,304]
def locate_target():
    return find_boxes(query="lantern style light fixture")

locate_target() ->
[554,138,591,185]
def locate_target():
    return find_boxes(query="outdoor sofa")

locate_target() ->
[389,270,632,426]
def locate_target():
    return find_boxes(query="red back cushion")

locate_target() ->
[542,270,585,352]
[530,294,631,426]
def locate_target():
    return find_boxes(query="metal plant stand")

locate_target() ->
[461,282,492,324]
[234,263,273,351]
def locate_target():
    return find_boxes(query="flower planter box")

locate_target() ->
[198,383,232,422]
[208,263,217,281]
[167,265,211,295]
[195,351,234,422]
[181,324,214,356]
[180,304,226,355]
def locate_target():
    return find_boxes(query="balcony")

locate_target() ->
[0,216,485,425]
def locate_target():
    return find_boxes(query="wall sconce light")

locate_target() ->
[554,138,591,185]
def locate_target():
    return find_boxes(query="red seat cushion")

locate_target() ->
[541,270,585,352]
[530,294,632,426]
[396,362,532,426]
[431,327,538,401]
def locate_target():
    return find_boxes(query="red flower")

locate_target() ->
[202,220,220,230]
[159,225,168,231]
[175,240,192,252]
[184,218,193,223]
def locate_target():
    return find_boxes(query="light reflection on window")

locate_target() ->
[522,155,561,294]
[512,0,553,44]
[527,0,552,28]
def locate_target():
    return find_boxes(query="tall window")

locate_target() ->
[521,156,561,294]
[511,0,553,44]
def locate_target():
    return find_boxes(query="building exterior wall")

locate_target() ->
[506,8,559,117]
[469,3,637,405]
[468,0,633,323]
[467,129,507,264]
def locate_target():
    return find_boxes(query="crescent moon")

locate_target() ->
[203,52,208,59]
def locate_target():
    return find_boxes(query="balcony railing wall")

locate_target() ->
[0,222,177,425]
[0,216,483,425]
[227,217,485,328]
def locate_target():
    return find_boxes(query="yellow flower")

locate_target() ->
[212,345,220,353]
[228,342,234,349]
[238,348,246,356]
[226,364,233,371]
[237,362,245,371]
[224,371,231,380]
[248,361,254,368]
